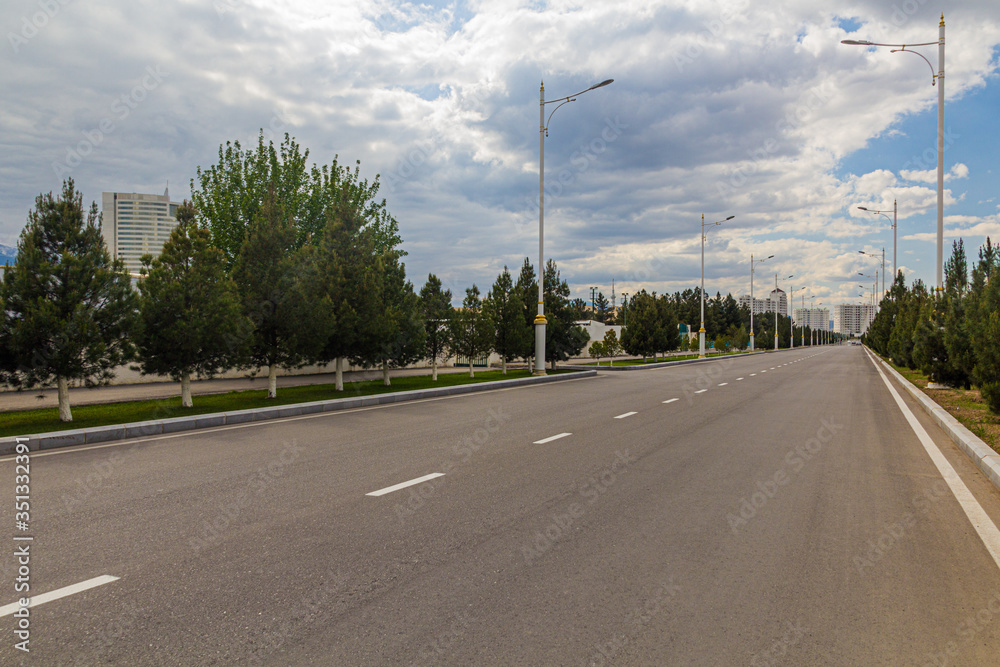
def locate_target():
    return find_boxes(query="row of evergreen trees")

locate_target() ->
[863,239,1000,413]
[0,135,591,422]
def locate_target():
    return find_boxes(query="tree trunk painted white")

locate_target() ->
[382,360,390,386]
[57,376,72,422]
[268,365,277,399]
[432,357,438,381]
[181,372,192,408]
[335,357,344,391]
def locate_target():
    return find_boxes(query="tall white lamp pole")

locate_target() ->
[535,78,614,374]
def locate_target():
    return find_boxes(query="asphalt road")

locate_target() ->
[2,345,1000,665]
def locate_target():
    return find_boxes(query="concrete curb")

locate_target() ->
[1,370,597,455]
[563,346,806,371]
[874,352,1000,494]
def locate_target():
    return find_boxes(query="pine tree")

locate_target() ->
[543,259,589,370]
[514,258,538,363]
[419,274,453,381]
[352,250,425,386]
[0,180,136,421]
[970,238,1000,412]
[594,292,611,323]
[448,285,494,377]
[621,291,658,360]
[231,186,304,398]
[485,267,531,374]
[134,203,250,407]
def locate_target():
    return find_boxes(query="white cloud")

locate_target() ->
[1,0,998,305]
[900,162,970,183]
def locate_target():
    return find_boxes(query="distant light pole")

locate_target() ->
[858,201,896,280]
[788,285,804,349]
[859,249,886,299]
[774,274,792,350]
[535,78,614,374]
[843,15,945,290]
[700,214,734,357]
[590,286,598,321]
[621,292,629,327]
[749,254,772,352]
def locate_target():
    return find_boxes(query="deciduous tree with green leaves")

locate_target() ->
[134,203,250,407]
[0,180,136,421]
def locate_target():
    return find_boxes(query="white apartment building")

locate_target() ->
[833,304,877,336]
[793,308,830,330]
[737,294,769,315]
[101,189,180,276]
[738,291,788,316]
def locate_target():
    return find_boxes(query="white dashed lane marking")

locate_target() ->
[534,433,572,444]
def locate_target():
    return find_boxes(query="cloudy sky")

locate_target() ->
[2,0,998,311]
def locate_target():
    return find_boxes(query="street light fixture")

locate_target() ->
[700,214,734,358]
[859,250,886,299]
[843,15,945,290]
[535,78,614,374]
[749,253,772,352]
[858,202,896,280]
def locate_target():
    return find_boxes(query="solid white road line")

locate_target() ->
[366,473,445,497]
[867,352,1000,572]
[0,575,119,617]
[615,411,638,419]
[534,432,572,444]
[663,398,679,404]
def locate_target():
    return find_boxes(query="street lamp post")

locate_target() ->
[535,78,614,375]
[843,15,945,290]
[774,274,792,350]
[858,201,896,281]
[749,254,772,352]
[700,214,734,358]
[621,293,628,327]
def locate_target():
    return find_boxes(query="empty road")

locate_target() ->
[2,345,999,665]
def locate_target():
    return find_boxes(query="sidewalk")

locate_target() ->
[0,366,474,413]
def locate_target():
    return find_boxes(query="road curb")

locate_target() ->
[1,370,597,455]
[563,346,803,371]
[875,352,1000,494]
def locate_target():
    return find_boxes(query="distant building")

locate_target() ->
[101,189,180,276]
[738,289,787,316]
[737,294,769,315]
[793,308,830,330]
[833,304,877,336]
[768,288,788,317]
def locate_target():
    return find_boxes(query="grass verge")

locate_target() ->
[0,369,550,438]
[884,358,1000,455]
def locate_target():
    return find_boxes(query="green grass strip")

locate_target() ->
[0,369,548,438]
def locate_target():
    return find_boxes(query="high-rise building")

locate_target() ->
[768,288,788,317]
[833,304,877,335]
[793,308,830,330]
[101,189,180,276]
